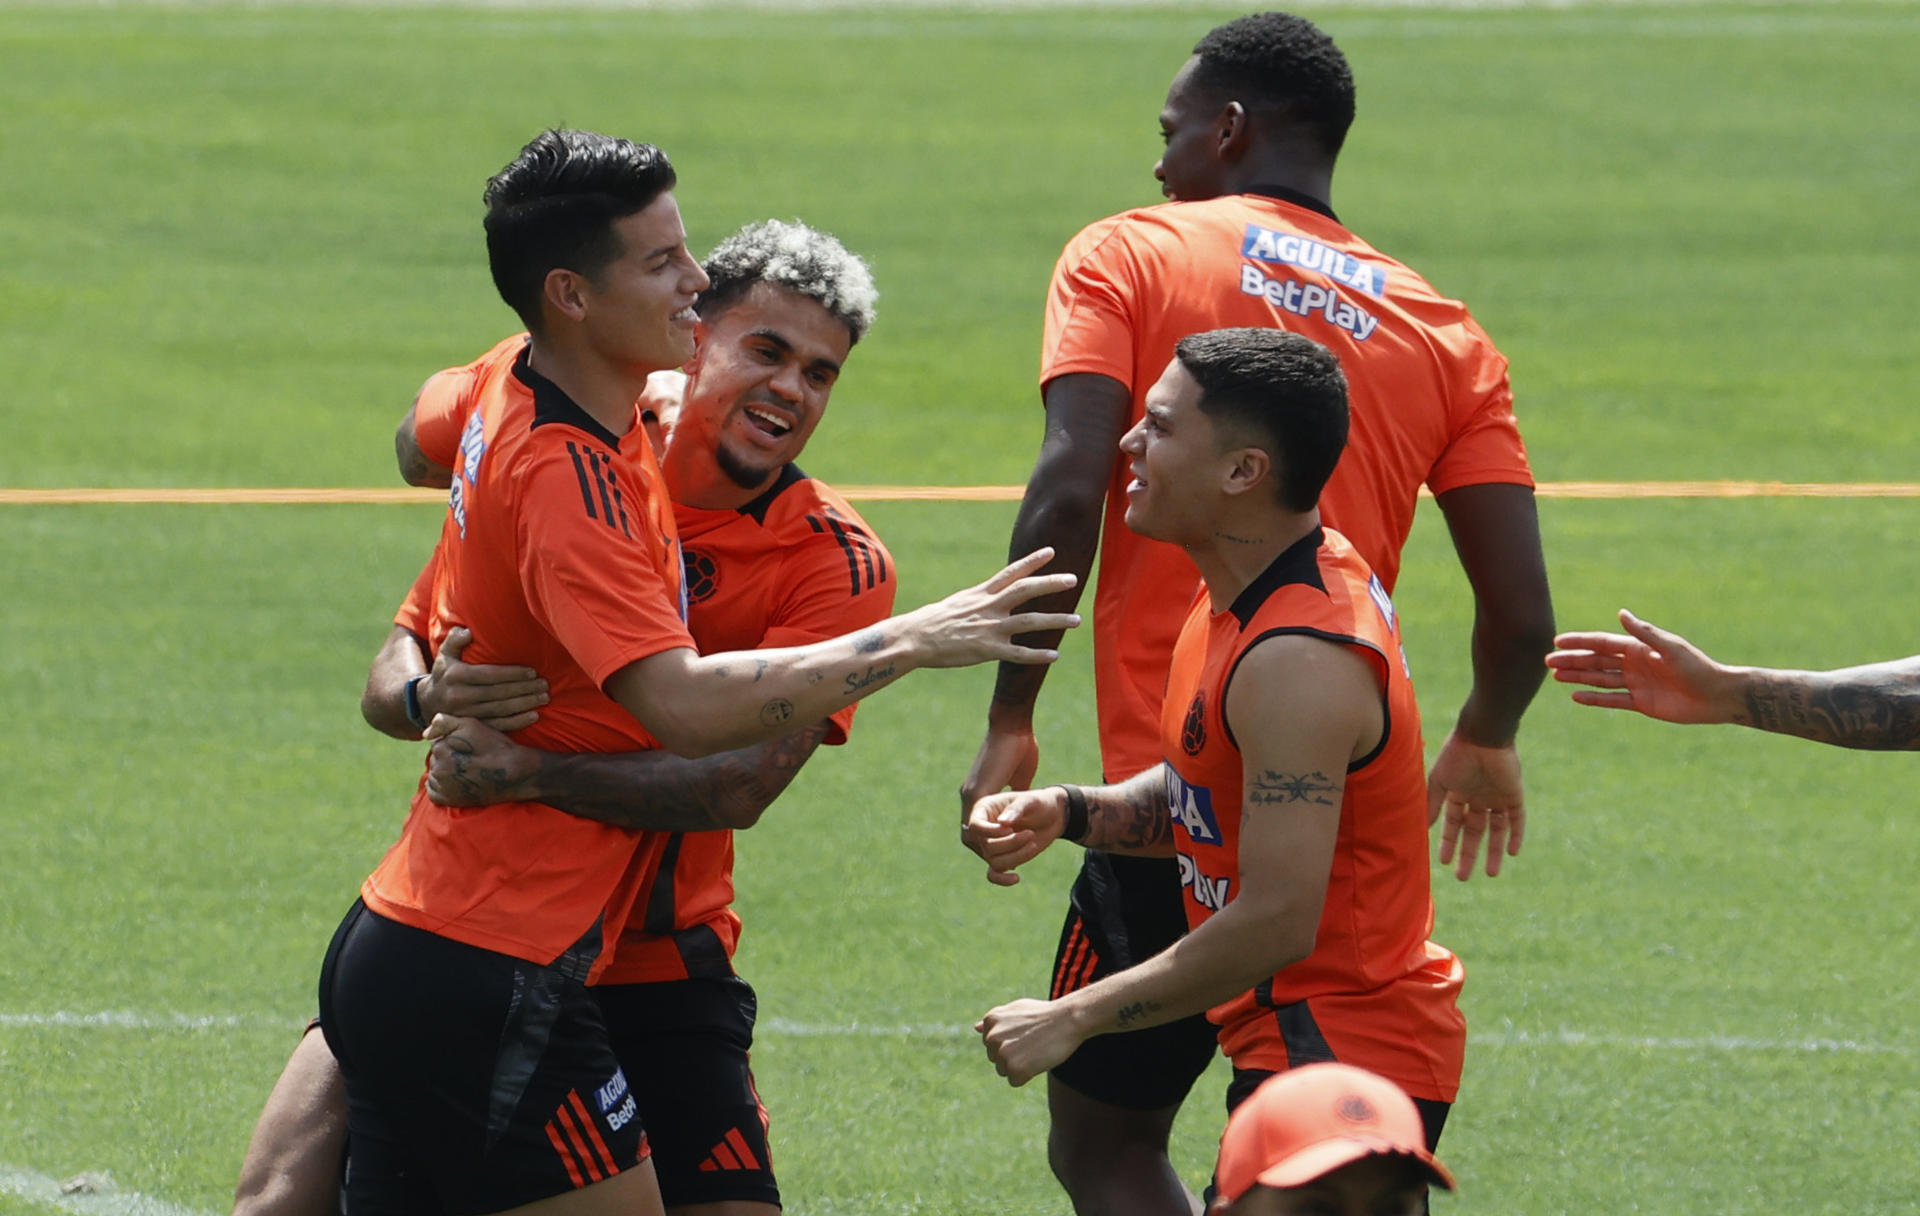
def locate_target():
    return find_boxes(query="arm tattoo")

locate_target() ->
[759,698,795,727]
[1114,999,1163,1030]
[1246,770,1340,809]
[1738,669,1920,750]
[397,437,452,490]
[1082,776,1173,853]
[853,627,887,654]
[540,722,831,830]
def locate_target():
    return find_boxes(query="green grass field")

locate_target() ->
[4,2,1919,1213]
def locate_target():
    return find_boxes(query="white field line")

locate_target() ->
[0,1165,215,1216]
[1,1010,1904,1055]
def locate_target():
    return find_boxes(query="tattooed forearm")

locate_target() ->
[1737,666,1920,751]
[1246,770,1340,809]
[1082,769,1174,855]
[842,663,896,695]
[853,628,887,655]
[1114,999,1163,1030]
[539,722,831,830]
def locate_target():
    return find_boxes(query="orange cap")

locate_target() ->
[1215,1064,1455,1201]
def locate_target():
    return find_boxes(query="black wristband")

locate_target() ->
[403,674,429,731]
[1056,784,1090,844]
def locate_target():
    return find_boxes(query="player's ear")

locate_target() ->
[1216,100,1250,161]
[1221,444,1271,499]
[543,268,591,325]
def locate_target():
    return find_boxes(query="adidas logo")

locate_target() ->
[697,1127,763,1173]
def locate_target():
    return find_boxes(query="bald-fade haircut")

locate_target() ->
[698,219,879,345]
[482,128,678,334]
[1175,327,1349,512]
[1191,12,1356,159]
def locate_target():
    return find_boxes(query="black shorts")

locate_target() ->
[595,977,778,1209]
[317,901,649,1216]
[1046,852,1219,1111]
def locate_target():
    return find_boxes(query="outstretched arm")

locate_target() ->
[1429,483,1556,880]
[959,373,1131,816]
[610,550,1078,758]
[422,714,830,831]
[1549,609,1920,750]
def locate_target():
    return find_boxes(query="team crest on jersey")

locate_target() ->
[1240,224,1390,297]
[1165,768,1222,845]
[1181,693,1207,756]
[683,548,720,604]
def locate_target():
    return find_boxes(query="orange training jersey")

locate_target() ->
[1158,527,1465,1103]
[363,336,694,973]
[599,463,897,984]
[391,462,898,983]
[1043,190,1533,779]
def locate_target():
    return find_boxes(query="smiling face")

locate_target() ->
[673,280,853,493]
[1118,355,1234,544]
[573,192,710,374]
[1154,56,1232,202]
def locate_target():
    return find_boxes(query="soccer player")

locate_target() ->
[1547,609,1920,749]
[1209,1064,1455,1216]
[315,130,1075,1216]
[971,330,1464,1197]
[957,14,1551,1211]
[232,218,892,1216]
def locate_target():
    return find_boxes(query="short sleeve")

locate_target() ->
[514,440,695,687]
[393,544,441,636]
[760,532,900,746]
[1426,321,1535,495]
[412,366,485,470]
[1039,217,1140,392]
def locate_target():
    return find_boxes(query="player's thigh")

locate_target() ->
[503,1157,665,1216]
[1049,853,1217,1113]
[666,1203,778,1216]
[320,902,650,1215]
[232,1024,347,1216]
[596,977,778,1211]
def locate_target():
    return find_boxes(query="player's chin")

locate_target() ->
[1121,496,1161,539]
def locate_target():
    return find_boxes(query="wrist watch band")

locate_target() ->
[403,674,430,730]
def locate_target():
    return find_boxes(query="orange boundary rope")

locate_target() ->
[3,482,1919,505]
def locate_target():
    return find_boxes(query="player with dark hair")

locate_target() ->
[958,14,1552,1212]
[1548,610,1920,749]
[971,328,1465,1197]
[235,217,891,1216]
[315,130,1076,1216]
